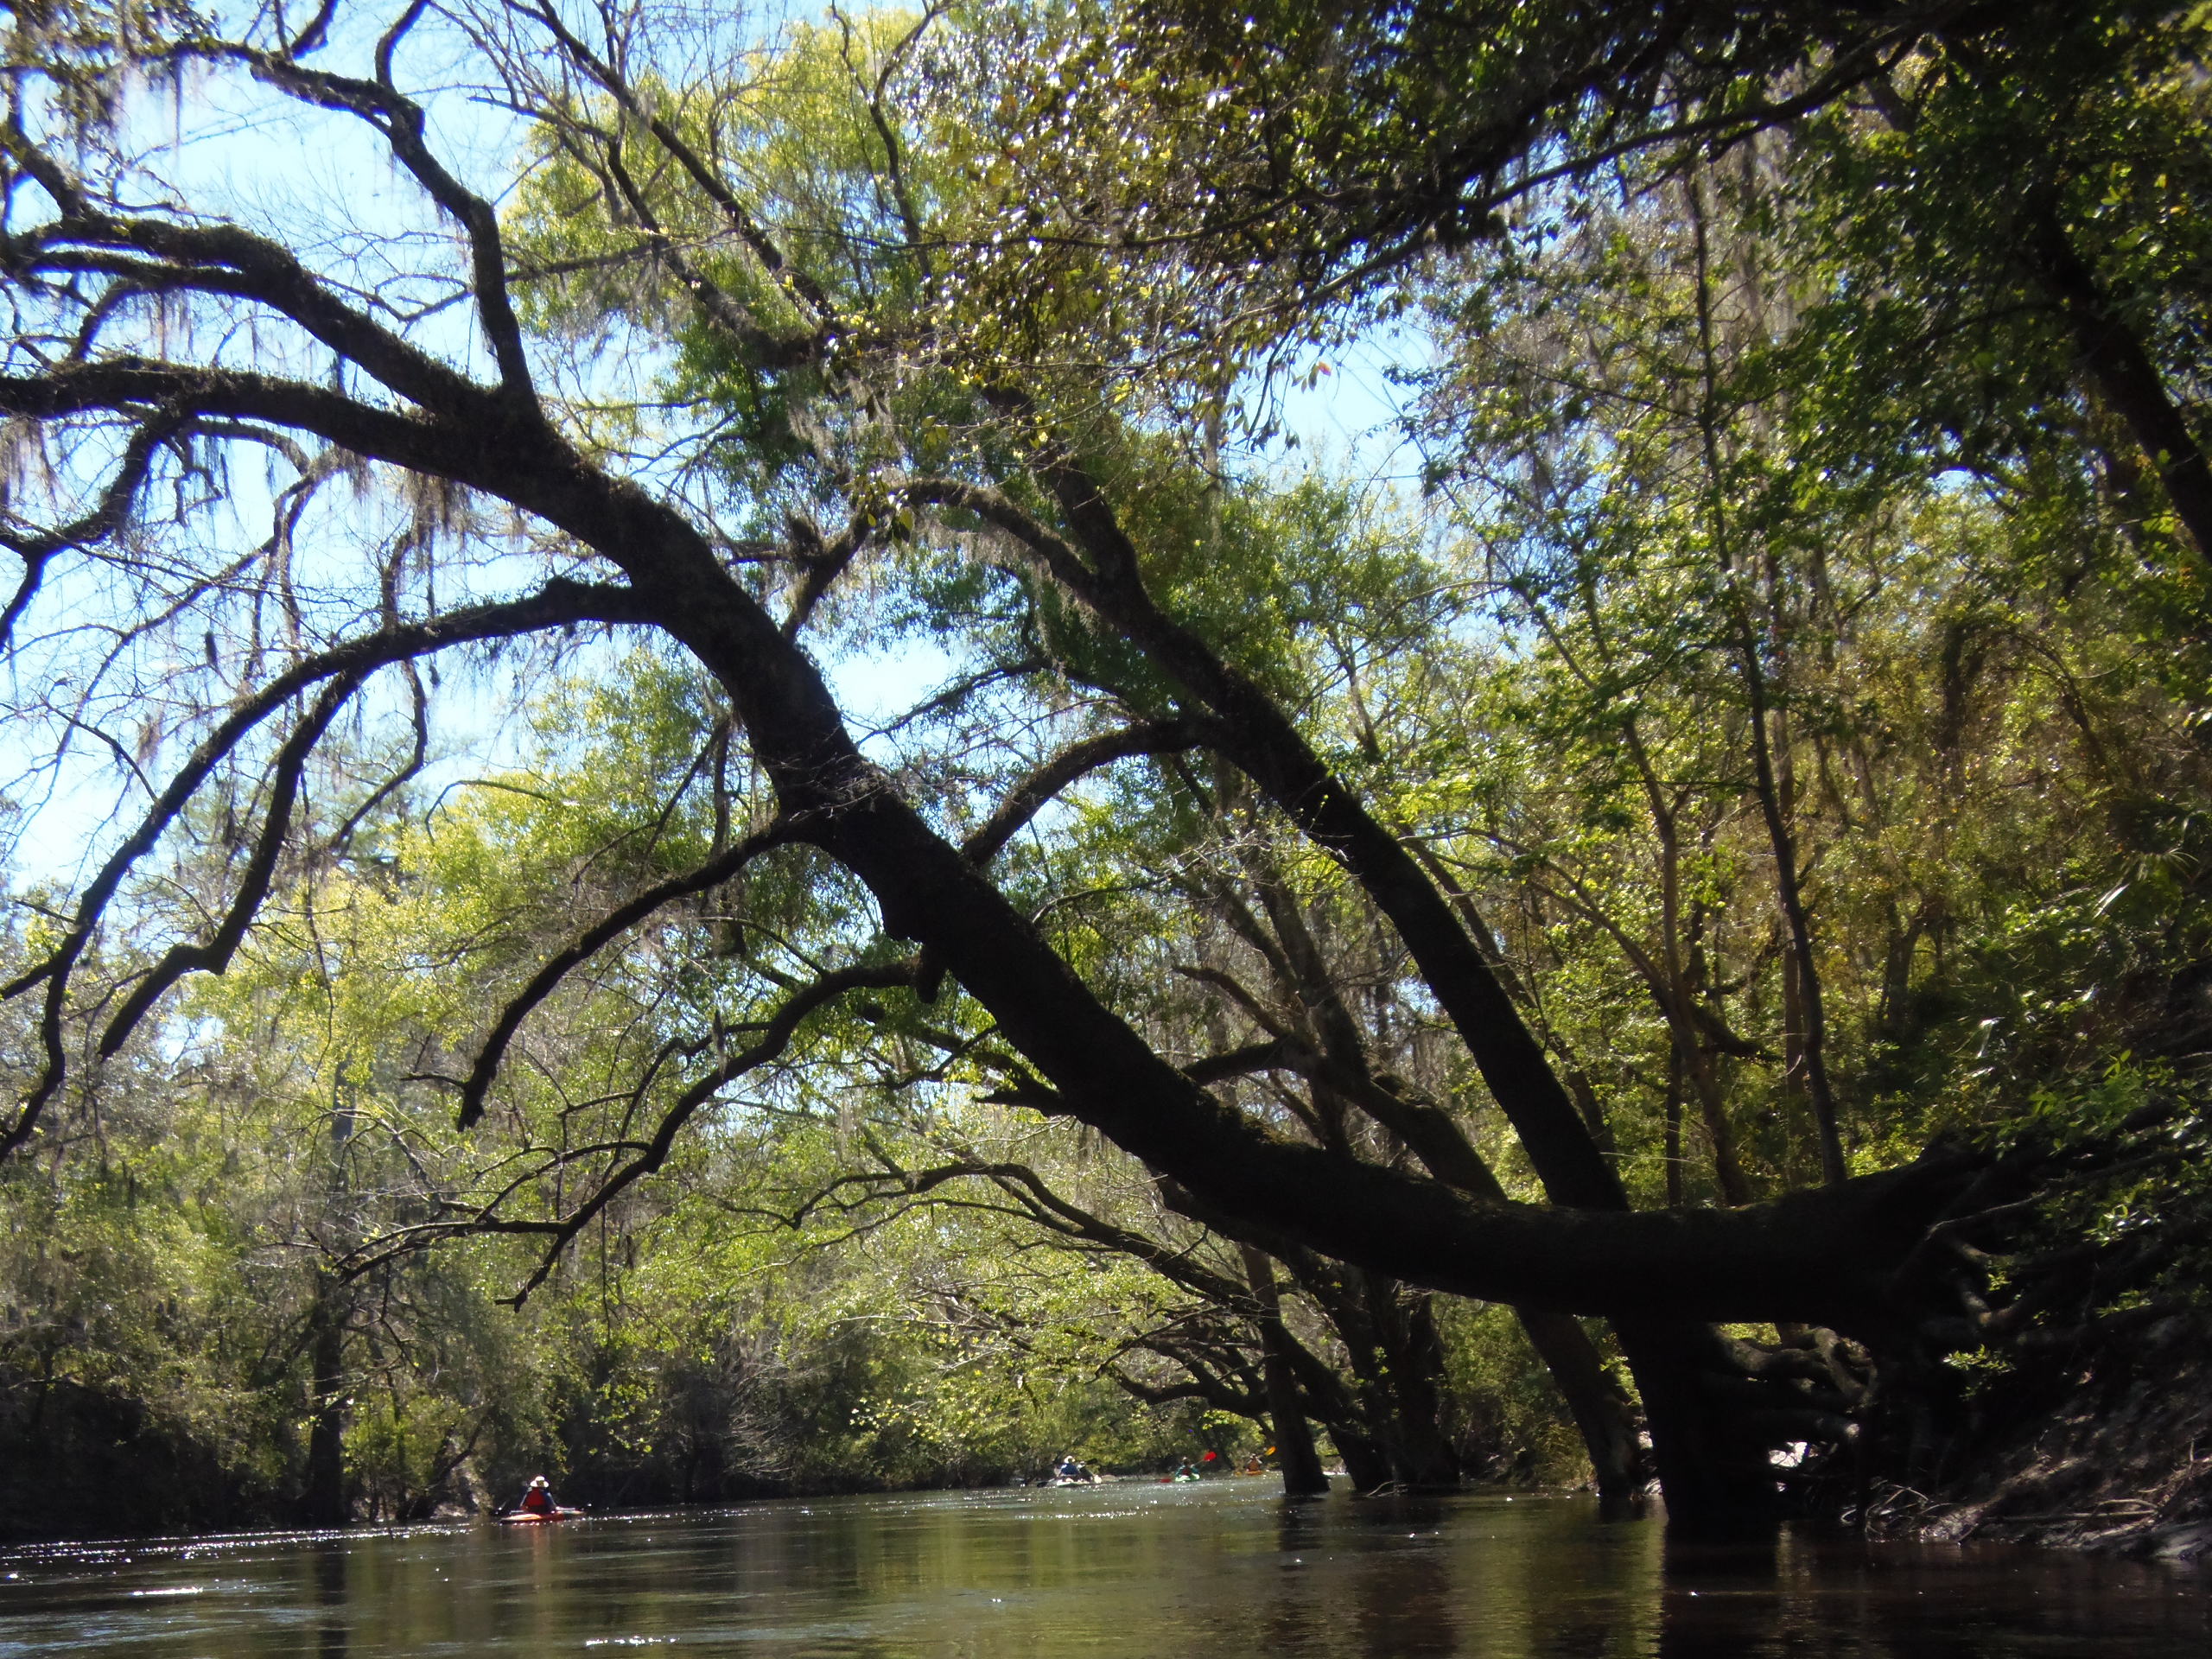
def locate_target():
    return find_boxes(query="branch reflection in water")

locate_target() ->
[1,1484,2206,1657]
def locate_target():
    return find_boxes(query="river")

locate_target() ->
[2,1481,2206,1656]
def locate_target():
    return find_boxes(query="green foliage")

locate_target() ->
[1437,1304,1599,1489]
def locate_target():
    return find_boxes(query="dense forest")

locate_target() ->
[1,0,2209,1548]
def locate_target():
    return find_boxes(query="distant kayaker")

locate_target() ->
[518,1475,557,1516]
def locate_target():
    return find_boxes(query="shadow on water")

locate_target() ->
[0,1485,2206,1657]
[1650,1529,2212,1659]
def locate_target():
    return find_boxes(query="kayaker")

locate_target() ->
[518,1475,557,1516]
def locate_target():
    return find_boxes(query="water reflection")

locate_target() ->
[1651,1532,2212,1659]
[0,1485,2204,1658]
[313,1541,346,1659]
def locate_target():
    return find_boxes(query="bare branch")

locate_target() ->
[962,718,1205,867]
[496,957,922,1302]
[512,0,836,328]
[0,412,181,648]
[97,670,365,1058]
[457,817,800,1127]
[194,20,542,402]
[0,577,647,1155]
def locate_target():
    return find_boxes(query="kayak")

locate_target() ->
[499,1507,585,1523]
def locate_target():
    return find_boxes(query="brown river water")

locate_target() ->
[1,1481,2206,1656]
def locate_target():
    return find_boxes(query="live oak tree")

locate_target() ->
[3,0,2203,1530]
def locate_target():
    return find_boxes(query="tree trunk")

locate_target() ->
[1517,1309,1649,1517]
[1681,1033,1757,1206]
[1615,1317,1781,1535]
[1328,1424,1393,1493]
[301,1098,355,1529]
[300,1273,348,1529]
[1243,855,1672,1503]
[1362,1278,1461,1491]
[1268,1309,1398,1494]
[1744,696,1847,1187]
[1241,1245,1330,1496]
[2033,213,2212,570]
[1665,1045,1687,1210]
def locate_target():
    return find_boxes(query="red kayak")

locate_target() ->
[498,1507,584,1523]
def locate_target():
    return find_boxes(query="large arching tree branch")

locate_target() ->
[909,464,1624,1212]
[0,275,1991,1335]
[473,464,1993,1332]
[0,359,542,489]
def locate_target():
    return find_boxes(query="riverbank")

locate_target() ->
[1878,1317,2212,1564]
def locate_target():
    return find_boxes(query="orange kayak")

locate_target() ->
[499,1507,584,1523]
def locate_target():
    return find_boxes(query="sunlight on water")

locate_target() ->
[1,1482,2206,1657]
